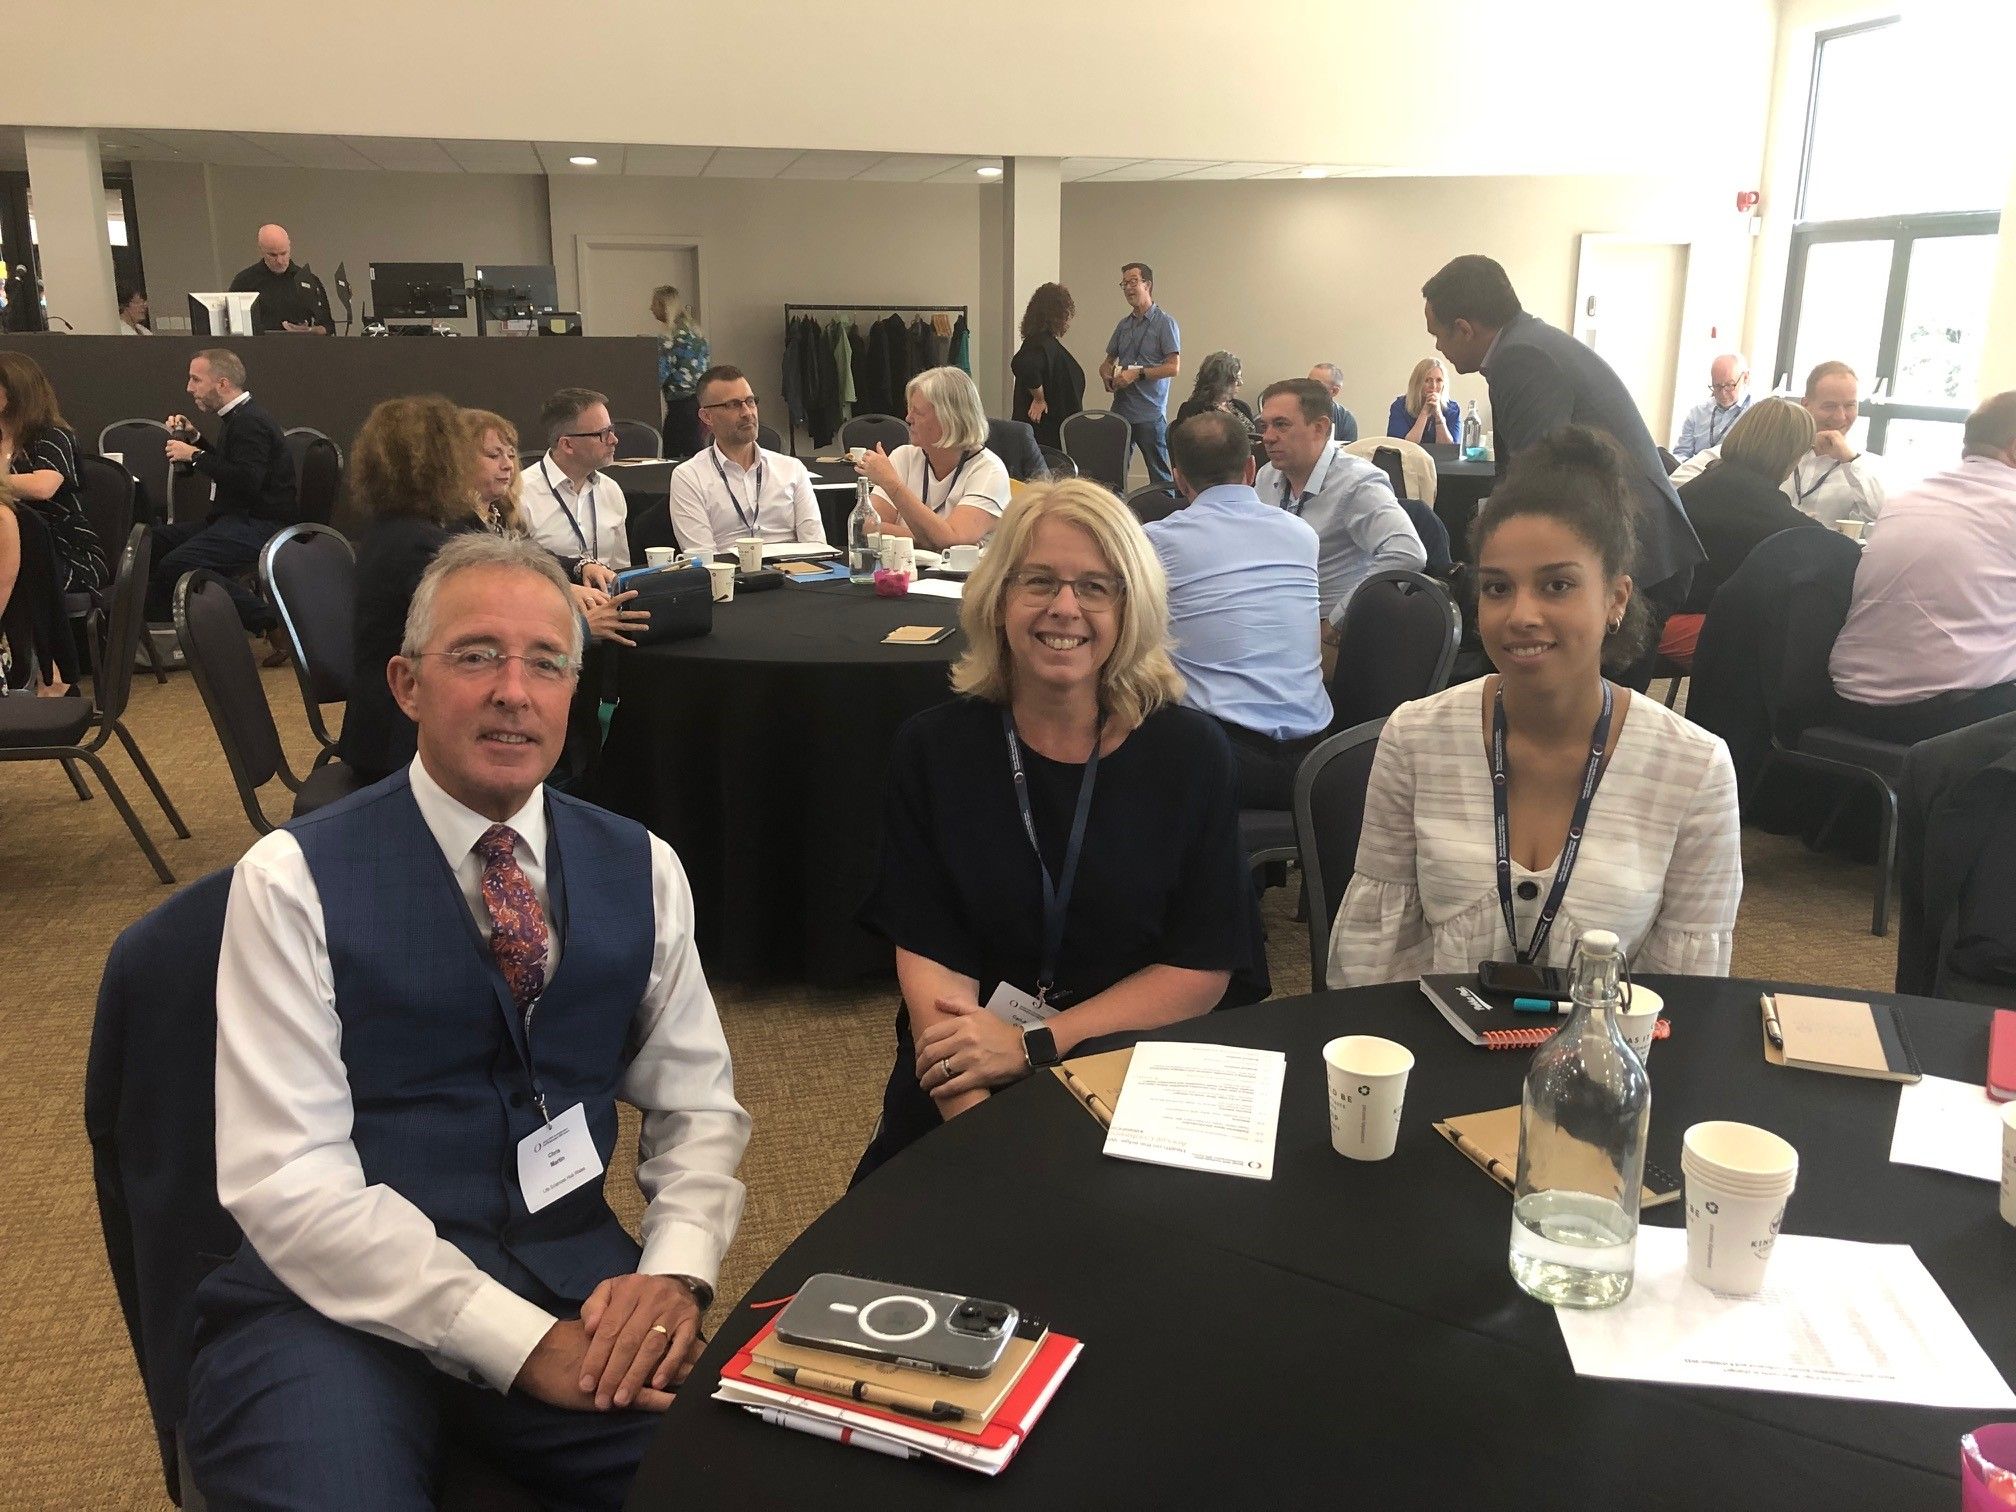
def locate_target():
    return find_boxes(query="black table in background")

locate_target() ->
[1428,447,1495,562]
[616,456,861,561]
[593,580,962,985]
[629,979,2011,1510]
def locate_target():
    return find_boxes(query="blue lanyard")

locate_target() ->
[918,450,975,512]
[539,460,599,558]
[1491,679,1614,965]
[709,446,766,536]
[1002,709,1104,1004]
[1707,402,1739,447]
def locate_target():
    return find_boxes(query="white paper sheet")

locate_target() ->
[1102,1042,1285,1181]
[904,579,965,600]
[759,543,841,561]
[1889,1074,2006,1182]
[1555,1228,2015,1410]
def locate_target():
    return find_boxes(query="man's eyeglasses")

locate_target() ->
[1709,381,1743,395]
[417,647,577,682]
[1006,569,1123,608]
[1119,280,1147,291]
[562,426,619,442]
[700,396,760,412]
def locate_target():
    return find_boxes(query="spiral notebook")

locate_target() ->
[1419,975,1673,1050]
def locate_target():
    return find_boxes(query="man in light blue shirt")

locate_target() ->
[1673,352,1751,459]
[1146,410,1332,809]
[1254,378,1425,639]
[1101,261,1181,487]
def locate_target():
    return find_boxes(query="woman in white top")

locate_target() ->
[856,365,1010,549]
[1328,425,1741,989]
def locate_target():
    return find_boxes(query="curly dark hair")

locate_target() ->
[1471,425,1654,674]
[350,394,482,527]
[1018,282,1075,341]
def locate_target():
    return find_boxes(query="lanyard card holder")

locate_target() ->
[622,566,713,646]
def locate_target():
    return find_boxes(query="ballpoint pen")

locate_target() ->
[771,1364,966,1422]
[1760,992,1784,1049]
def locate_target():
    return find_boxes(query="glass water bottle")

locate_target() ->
[1507,929,1650,1308]
[1461,399,1484,460]
[849,478,879,575]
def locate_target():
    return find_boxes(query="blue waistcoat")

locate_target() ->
[221,769,654,1310]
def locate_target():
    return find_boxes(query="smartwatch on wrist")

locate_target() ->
[1021,1024,1061,1070]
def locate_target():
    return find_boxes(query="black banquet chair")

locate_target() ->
[175,569,365,835]
[756,423,785,454]
[839,413,909,454]
[1293,719,1390,990]
[0,525,188,883]
[611,418,663,460]
[259,523,356,766]
[68,455,168,688]
[1328,569,1461,730]
[1124,485,1182,525]
[1060,410,1130,494]
[1038,445,1078,480]
[98,418,172,525]
[283,428,345,527]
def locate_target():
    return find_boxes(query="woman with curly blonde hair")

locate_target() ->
[851,477,1270,1179]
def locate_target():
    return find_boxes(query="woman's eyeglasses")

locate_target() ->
[1005,569,1123,608]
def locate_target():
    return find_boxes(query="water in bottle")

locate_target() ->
[1508,929,1650,1308]
[848,479,879,575]
[1462,400,1484,461]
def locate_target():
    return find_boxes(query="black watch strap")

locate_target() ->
[1022,1024,1061,1069]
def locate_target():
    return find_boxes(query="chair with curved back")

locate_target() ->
[611,419,663,460]
[756,423,785,454]
[1038,445,1077,480]
[283,428,345,527]
[175,569,364,835]
[1328,569,1460,731]
[259,524,357,766]
[0,525,188,882]
[99,419,172,525]
[1293,718,1390,988]
[1124,485,1183,525]
[67,455,169,689]
[839,414,909,454]
[1060,410,1131,494]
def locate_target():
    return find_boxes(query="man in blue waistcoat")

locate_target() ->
[185,533,751,1510]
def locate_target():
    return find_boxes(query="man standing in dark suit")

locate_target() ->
[1422,254,1702,688]
[149,347,298,657]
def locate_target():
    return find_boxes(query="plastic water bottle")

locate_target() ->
[849,479,879,575]
[1462,400,1484,461]
[1508,929,1650,1308]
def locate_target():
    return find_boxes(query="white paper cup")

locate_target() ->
[735,537,764,573]
[879,537,915,574]
[1323,1035,1414,1161]
[946,543,981,572]
[644,546,677,568]
[102,450,123,466]
[2001,1101,2016,1229]
[1612,984,1663,1063]
[1682,1121,1799,1294]
[1833,519,1866,540]
[704,560,736,603]
[847,446,867,463]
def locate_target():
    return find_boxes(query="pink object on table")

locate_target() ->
[1963,1425,2016,1510]
[872,568,911,597]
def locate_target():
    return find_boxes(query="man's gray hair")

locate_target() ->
[1311,362,1344,391]
[400,533,584,664]
[195,347,246,389]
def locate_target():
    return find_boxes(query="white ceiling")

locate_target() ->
[1,127,1379,184]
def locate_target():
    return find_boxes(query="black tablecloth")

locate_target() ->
[593,580,963,985]
[630,978,2011,1509]
[617,456,860,561]
[1433,454,1495,563]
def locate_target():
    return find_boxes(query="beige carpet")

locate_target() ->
[0,668,1899,1508]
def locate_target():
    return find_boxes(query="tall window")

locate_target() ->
[1774,16,2004,484]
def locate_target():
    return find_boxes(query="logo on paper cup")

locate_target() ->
[1705,1200,1720,1214]
[1358,1084,1371,1096]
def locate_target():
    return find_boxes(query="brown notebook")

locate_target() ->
[1432,1105,1680,1208]
[748,1330,1041,1424]
[1762,992,1922,1083]
[1050,1049,1132,1127]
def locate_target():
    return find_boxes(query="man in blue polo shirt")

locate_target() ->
[1146,410,1332,809]
[1101,260,1182,487]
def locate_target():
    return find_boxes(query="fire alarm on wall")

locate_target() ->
[1735,190,1761,213]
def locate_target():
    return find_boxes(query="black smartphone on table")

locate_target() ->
[1478,960,1571,999]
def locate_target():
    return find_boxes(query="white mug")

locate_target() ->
[945,543,981,572]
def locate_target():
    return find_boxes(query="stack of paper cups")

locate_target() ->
[2001,1102,2016,1229]
[1681,1121,1798,1295]
[1322,1035,1414,1161]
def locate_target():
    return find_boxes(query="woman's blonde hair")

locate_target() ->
[1405,357,1447,418]
[461,408,525,533]
[1719,395,1815,487]
[906,366,989,453]
[950,478,1184,728]
[349,395,482,527]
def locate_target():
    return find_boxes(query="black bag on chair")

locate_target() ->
[619,566,713,646]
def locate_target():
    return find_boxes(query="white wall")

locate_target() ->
[1057,175,1756,440]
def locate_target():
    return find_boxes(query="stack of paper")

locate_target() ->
[1102,1042,1285,1181]
[1888,1074,2007,1181]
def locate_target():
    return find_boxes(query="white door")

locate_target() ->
[1573,238,1689,449]
[575,236,701,339]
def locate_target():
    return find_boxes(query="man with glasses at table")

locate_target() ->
[1673,352,1752,460]
[667,365,826,560]
[1671,359,1887,525]
[1099,261,1182,487]
[521,387,634,571]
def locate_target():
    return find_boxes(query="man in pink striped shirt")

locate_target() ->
[1829,391,2016,742]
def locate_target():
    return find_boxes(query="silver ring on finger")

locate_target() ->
[940,1057,954,1084]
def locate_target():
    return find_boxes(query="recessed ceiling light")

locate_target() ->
[1299,166,1328,179]
[976,165,1002,178]
[568,155,598,167]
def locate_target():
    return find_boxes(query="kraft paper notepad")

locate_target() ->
[1763,993,1922,1083]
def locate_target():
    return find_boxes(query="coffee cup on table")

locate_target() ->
[1322,1035,1414,1161]
[644,546,677,569]
[1681,1120,1798,1295]
[704,560,736,603]
[946,543,981,572]
[1612,984,1663,1064]
[735,537,764,573]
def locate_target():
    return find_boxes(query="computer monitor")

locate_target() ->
[187,291,260,336]
[369,262,468,320]
[474,264,559,322]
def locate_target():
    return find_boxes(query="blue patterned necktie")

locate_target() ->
[475,824,549,1012]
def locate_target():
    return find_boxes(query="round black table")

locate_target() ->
[593,579,963,985]
[1431,452,1496,563]
[629,978,2012,1509]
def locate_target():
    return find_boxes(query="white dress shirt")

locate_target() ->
[1328,682,1742,987]
[520,454,633,569]
[666,442,826,558]
[1671,443,1886,525]
[1256,443,1426,625]
[213,756,749,1393]
[870,444,1011,524]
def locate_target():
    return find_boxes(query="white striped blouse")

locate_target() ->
[1327,680,1742,989]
